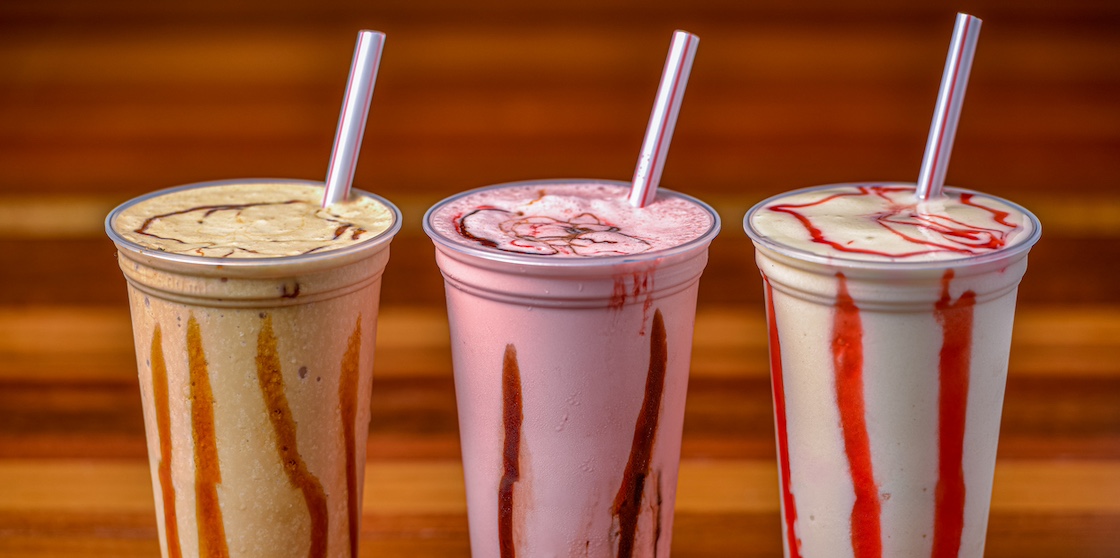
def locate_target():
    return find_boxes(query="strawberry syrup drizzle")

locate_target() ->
[932,270,975,558]
[832,274,882,558]
[824,270,974,557]
[768,185,1017,258]
[960,193,1015,228]
[764,278,802,558]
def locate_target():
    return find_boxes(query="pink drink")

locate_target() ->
[424,179,720,557]
[744,183,1041,558]
[106,179,400,558]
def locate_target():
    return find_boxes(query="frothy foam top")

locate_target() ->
[748,184,1038,263]
[426,182,716,257]
[112,181,396,258]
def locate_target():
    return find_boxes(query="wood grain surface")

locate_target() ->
[1,1,1118,556]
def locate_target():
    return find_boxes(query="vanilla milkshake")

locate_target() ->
[424,179,719,557]
[744,183,1041,558]
[106,179,401,558]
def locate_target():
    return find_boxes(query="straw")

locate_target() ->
[322,30,386,207]
[916,13,982,201]
[628,30,700,208]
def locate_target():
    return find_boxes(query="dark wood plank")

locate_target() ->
[1,1,1118,556]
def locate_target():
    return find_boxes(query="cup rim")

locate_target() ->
[105,178,403,268]
[423,178,722,268]
[743,182,1042,271]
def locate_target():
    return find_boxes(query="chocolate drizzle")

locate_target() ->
[455,206,652,256]
[612,309,668,558]
[339,316,364,558]
[135,201,301,254]
[132,199,373,257]
[150,325,183,558]
[280,282,301,299]
[498,344,523,558]
[187,315,230,558]
[256,315,329,558]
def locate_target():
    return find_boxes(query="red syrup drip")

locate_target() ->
[932,270,975,558]
[610,269,656,335]
[767,185,1018,258]
[832,274,882,558]
[764,278,802,558]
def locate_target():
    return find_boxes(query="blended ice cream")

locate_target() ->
[114,180,395,258]
[425,179,719,558]
[748,184,1036,263]
[107,179,400,558]
[745,183,1040,558]
[426,181,714,258]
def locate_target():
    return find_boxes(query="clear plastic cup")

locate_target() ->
[744,182,1041,558]
[424,179,720,557]
[106,178,401,558]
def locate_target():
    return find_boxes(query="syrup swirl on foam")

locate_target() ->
[454,207,653,257]
[114,183,395,259]
[430,183,714,258]
[759,185,1025,261]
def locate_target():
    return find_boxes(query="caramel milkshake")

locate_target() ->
[744,183,1041,558]
[106,179,400,558]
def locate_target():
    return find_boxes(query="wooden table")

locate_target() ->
[2,2,1118,556]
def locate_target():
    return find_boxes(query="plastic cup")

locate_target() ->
[743,183,1041,558]
[423,179,720,557]
[105,178,401,558]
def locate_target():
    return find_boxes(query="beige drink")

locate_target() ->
[106,179,400,558]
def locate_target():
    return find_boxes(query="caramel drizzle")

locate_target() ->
[338,316,364,557]
[187,315,230,558]
[151,325,183,558]
[256,315,329,557]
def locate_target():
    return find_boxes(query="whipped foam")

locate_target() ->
[748,184,1038,263]
[112,181,395,258]
[426,181,715,257]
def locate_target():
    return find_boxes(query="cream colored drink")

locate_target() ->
[744,183,1041,558]
[106,179,400,558]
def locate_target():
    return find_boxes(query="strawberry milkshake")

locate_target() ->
[744,183,1041,558]
[424,179,720,557]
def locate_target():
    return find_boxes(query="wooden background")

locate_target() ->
[1,0,1118,556]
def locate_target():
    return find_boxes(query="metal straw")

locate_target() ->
[916,13,982,200]
[323,30,386,207]
[628,30,700,208]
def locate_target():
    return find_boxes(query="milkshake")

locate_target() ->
[106,179,401,558]
[424,179,720,557]
[743,183,1041,558]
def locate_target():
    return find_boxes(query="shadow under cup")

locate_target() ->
[106,179,401,558]
[744,184,1042,558]
[424,180,720,557]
